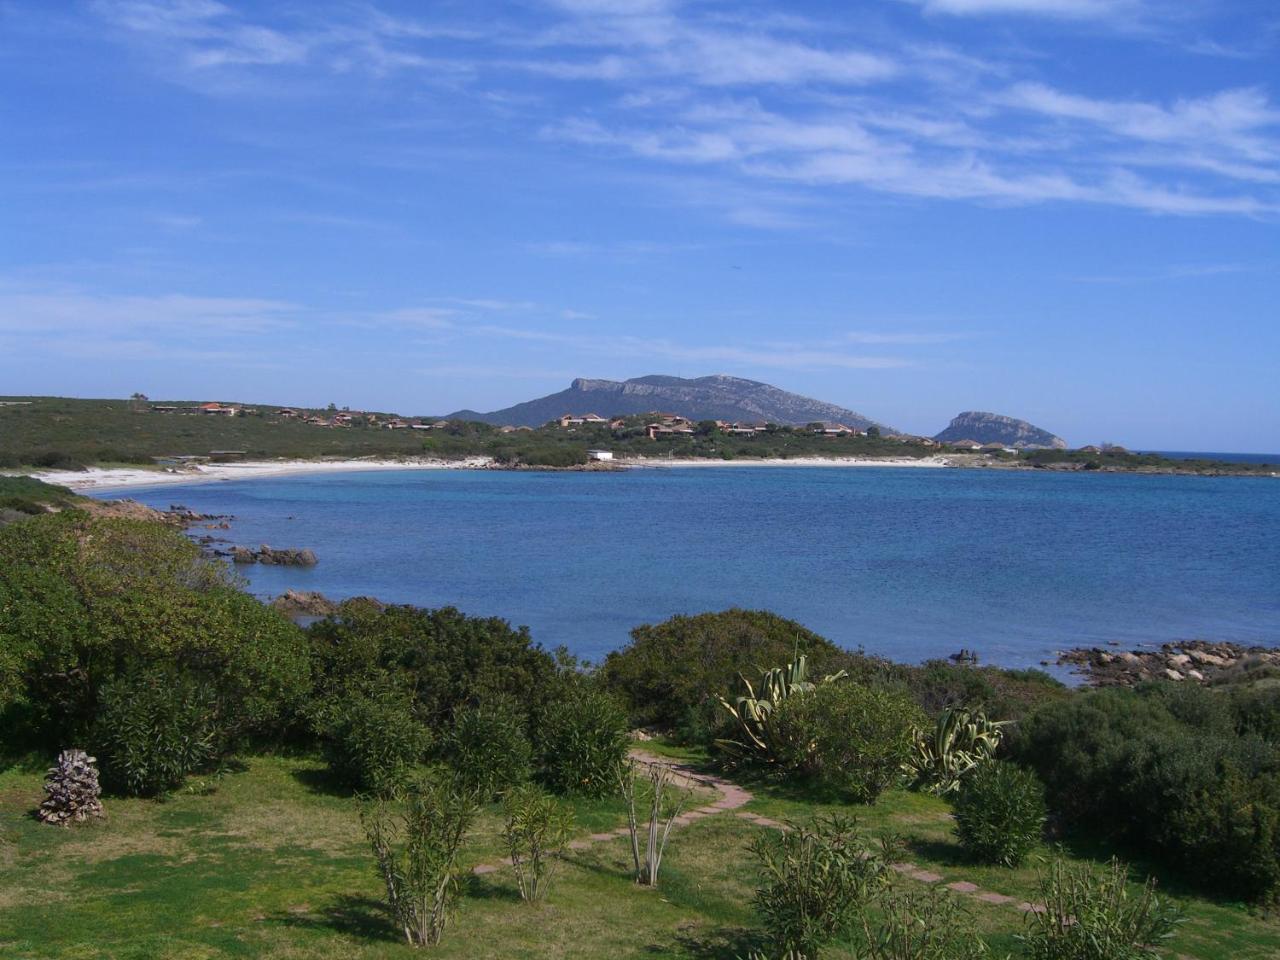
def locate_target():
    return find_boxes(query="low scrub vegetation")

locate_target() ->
[1012,683,1280,900]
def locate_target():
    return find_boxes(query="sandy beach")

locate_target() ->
[32,457,496,492]
[29,453,957,491]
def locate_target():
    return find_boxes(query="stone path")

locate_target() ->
[471,749,1054,921]
[468,749,752,877]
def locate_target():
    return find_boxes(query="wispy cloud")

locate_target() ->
[902,0,1141,20]
[79,0,1280,221]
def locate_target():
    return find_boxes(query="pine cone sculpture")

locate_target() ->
[37,749,105,826]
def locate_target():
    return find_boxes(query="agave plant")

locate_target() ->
[714,655,846,766]
[905,706,1007,795]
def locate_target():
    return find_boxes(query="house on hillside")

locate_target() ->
[646,421,695,440]
[809,421,857,437]
[725,421,769,436]
[586,449,614,461]
[199,403,239,416]
[559,413,608,427]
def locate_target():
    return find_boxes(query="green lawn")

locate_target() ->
[2,750,1276,959]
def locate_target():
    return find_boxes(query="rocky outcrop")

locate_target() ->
[1057,640,1279,686]
[449,374,891,431]
[935,412,1066,449]
[228,544,317,566]
[270,589,339,617]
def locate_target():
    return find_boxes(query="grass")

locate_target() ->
[2,749,1277,959]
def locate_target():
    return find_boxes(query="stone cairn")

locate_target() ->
[37,749,105,827]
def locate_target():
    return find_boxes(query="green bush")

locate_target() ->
[502,783,574,904]
[952,761,1046,866]
[0,511,311,750]
[362,771,478,947]
[444,695,532,800]
[600,609,849,738]
[856,882,990,960]
[93,663,224,797]
[1012,684,1280,900]
[312,680,432,793]
[1019,858,1182,960]
[307,602,558,729]
[749,815,887,959]
[537,682,629,797]
[771,681,924,803]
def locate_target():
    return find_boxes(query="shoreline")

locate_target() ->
[32,454,955,491]
[31,457,495,492]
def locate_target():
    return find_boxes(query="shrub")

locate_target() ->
[1012,684,1280,900]
[620,758,692,887]
[600,609,849,737]
[307,602,558,729]
[502,784,574,904]
[0,511,311,751]
[749,815,887,959]
[362,772,478,947]
[312,680,431,793]
[952,761,1046,867]
[715,655,847,769]
[906,706,1007,796]
[1019,858,1182,960]
[93,663,224,797]
[856,882,990,960]
[444,696,532,800]
[771,681,924,803]
[537,682,629,797]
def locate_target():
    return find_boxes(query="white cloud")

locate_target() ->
[905,0,1139,20]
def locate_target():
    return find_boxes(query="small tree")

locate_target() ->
[620,758,691,887]
[502,784,574,904]
[362,773,478,948]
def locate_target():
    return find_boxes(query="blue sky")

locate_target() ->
[1,0,1277,449]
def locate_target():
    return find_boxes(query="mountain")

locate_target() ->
[934,411,1067,449]
[448,374,892,431]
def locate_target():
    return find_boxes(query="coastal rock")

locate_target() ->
[270,589,339,617]
[1057,639,1273,687]
[230,545,318,566]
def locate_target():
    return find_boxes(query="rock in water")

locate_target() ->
[38,749,105,827]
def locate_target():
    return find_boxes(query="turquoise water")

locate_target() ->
[117,467,1280,669]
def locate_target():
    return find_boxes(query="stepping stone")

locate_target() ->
[974,892,1015,905]
[1017,902,1047,914]
[612,827,632,836]
[946,881,979,893]
[736,811,757,820]
[567,839,591,850]
[472,864,497,875]
[890,862,917,874]
[911,870,944,883]
[588,832,616,841]
[752,817,783,828]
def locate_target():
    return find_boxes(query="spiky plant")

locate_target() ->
[714,655,846,767]
[37,749,105,827]
[905,707,1008,796]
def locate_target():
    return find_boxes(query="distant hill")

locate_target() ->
[935,411,1066,449]
[449,374,892,431]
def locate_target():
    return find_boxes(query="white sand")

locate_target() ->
[32,457,495,492]
[30,453,954,492]
[621,455,954,469]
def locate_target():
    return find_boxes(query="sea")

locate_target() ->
[112,465,1280,673]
